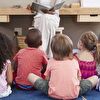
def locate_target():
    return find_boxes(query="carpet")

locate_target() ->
[0,88,100,100]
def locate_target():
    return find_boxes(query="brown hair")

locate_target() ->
[80,31,100,64]
[96,34,100,64]
[25,28,42,48]
[51,34,73,60]
[80,31,98,51]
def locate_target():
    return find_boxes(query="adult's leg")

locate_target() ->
[34,14,60,58]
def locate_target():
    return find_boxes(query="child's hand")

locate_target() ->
[41,9,49,13]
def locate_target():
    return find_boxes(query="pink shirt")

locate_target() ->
[14,47,48,85]
[0,60,11,94]
[45,58,81,100]
[74,53,97,79]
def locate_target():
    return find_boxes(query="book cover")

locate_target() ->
[32,1,65,11]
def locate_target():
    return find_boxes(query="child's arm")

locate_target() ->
[12,60,18,72]
[41,64,47,74]
[41,53,48,74]
[13,53,18,72]
[77,70,81,81]
[6,63,13,85]
[44,65,51,81]
[41,9,55,14]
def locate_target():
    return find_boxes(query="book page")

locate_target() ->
[32,2,50,11]
[50,1,65,10]
[32,1,65,11]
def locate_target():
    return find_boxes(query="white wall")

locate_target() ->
[0,0,35,8]
[0,0,80,8]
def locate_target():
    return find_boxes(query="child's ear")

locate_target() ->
[40,40,42,46]
[77,40,83,50]
[80,41,84,47]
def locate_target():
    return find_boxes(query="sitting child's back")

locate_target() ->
[14,47,47,85]
[74,31,98,79]
[45,58,80,99]
[13,29,48,88]
[74,52,97,79]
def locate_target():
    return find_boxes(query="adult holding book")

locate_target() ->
[32,0,62,58]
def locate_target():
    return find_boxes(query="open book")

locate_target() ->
[32,1,65,11]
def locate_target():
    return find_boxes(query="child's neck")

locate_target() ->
[79,47,89,52]
[78,49,94,61]
[63,56,73,60]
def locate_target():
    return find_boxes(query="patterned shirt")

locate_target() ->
[74,53,97,79]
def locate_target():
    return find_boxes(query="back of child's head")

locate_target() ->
[96,34,100,64]
[0,33,13,74]
[51,34,73,60]
[25,28,42,48]
[80,31,98,51]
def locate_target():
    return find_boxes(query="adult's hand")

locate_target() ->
[41,9,55,14]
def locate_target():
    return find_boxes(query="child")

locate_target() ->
[28,34,98,100]
[96,34,100,66]
[74,31,98,79]
[13,28,48,90]
[95,34,100,91]
[0,33,13,98]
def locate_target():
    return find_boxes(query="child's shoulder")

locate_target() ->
[37,48,47,55]
[72,58,79,64]
[17,48,27,53]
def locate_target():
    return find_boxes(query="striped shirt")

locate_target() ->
[74,53,97,79]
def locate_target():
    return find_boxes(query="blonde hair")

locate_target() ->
[51,34,73,60]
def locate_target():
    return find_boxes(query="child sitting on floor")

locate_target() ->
[74,31,98,79]
[96,34,100,91]
[13,28,48,90]
[28,34,98,100]
[96,34,100,75]
[0,33,13,98]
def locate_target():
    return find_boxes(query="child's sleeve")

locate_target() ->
[13,52,18,61]
[42,52,48,64]
[13,52,19,72]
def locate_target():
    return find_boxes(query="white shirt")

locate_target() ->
[0,60,11,94]
[35,0,62,17]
